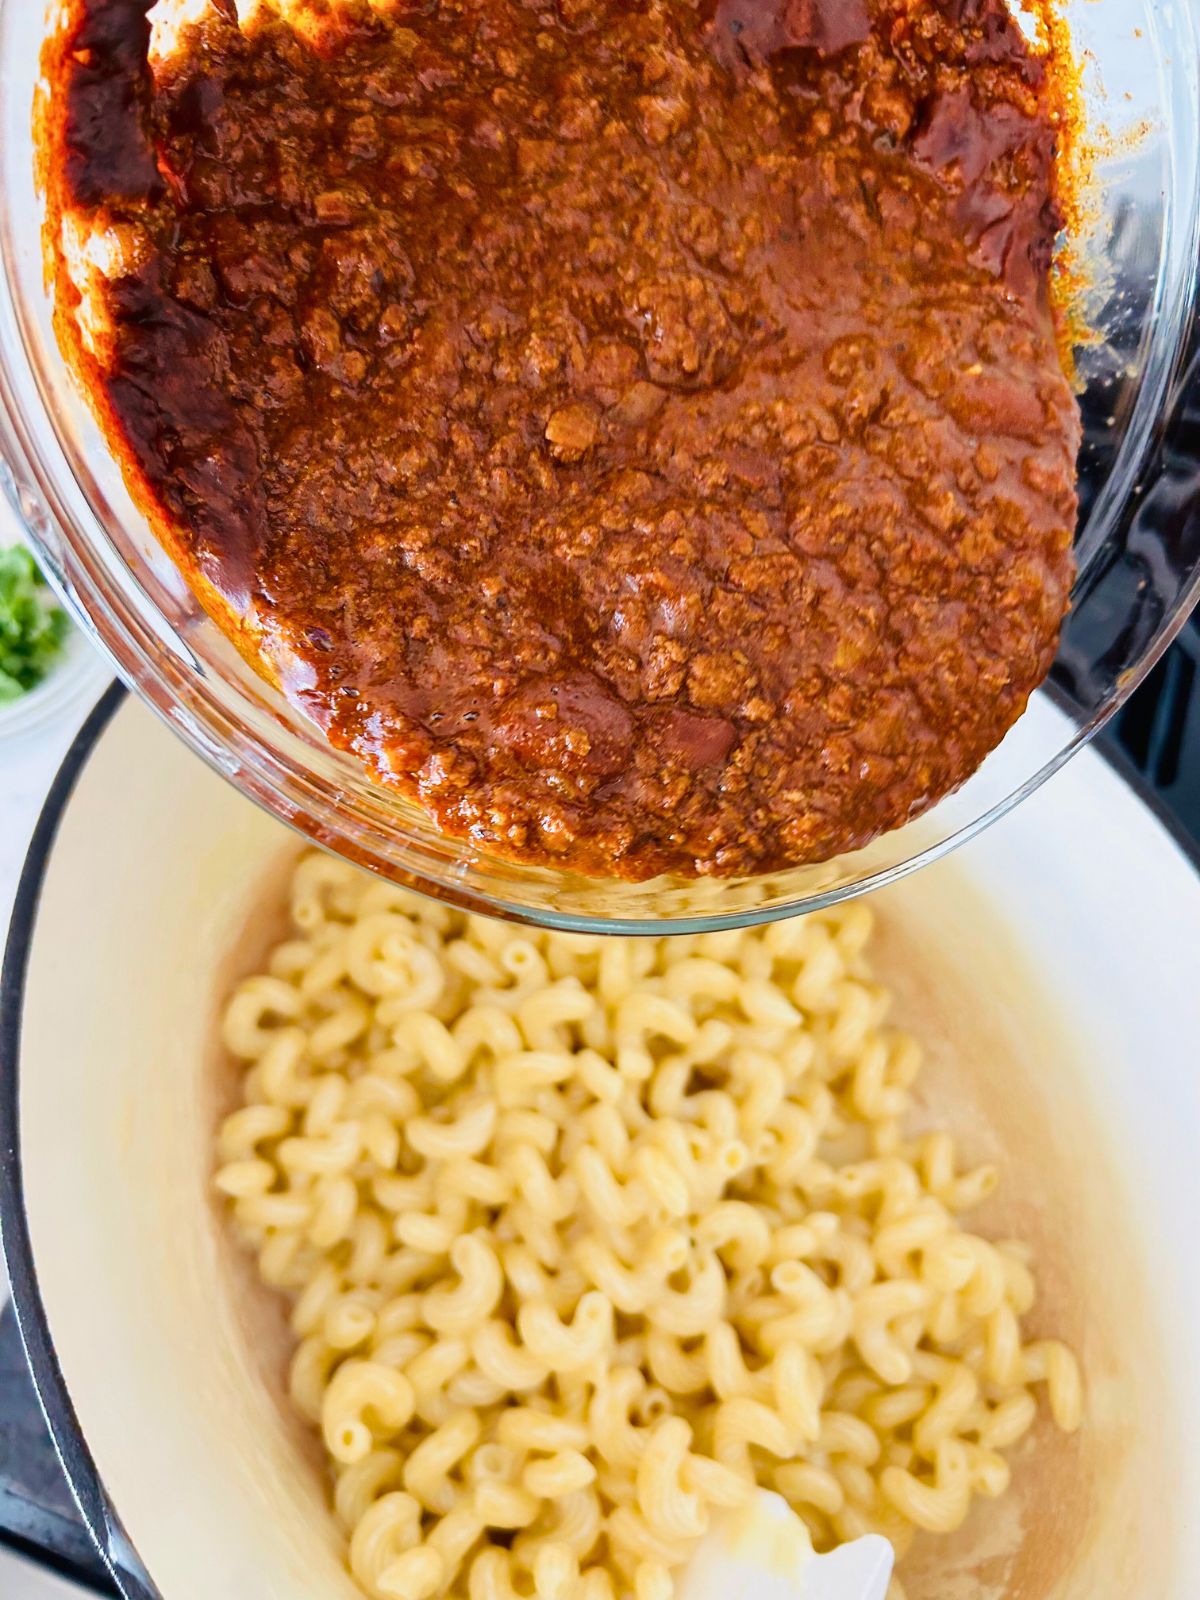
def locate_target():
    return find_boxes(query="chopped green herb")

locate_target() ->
[0,545,71,705]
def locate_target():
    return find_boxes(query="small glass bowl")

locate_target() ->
[1,0,1199,932]
[0,518,110,744]
[0,622,109,745]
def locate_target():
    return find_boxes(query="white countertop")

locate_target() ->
[0,684,108,934]
[0,500,113,936]
[0,499,109,1597]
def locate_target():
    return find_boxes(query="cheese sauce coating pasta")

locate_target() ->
[216,855,1082,1600]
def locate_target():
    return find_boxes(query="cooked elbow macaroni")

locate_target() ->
[216,853,1082,1599]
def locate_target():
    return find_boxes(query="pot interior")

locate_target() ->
[11,697,1200,1599]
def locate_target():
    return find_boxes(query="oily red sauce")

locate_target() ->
[42,0,1079,880]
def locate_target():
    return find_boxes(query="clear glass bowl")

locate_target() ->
[1,0,1198,933]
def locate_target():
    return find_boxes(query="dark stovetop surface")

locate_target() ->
[1,618,1199,1595]
[0,1306,113,1592]
[1104,613,1200,853]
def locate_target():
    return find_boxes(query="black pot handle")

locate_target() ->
[0,1304,115,1594]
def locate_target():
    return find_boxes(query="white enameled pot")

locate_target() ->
[1,689,1198,1599]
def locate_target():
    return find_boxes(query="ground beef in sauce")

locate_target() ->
[42,0,1079,880]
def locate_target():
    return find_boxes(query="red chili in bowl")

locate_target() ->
[40,0,1079,879]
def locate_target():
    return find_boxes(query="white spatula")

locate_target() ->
[677,1491,894,1600]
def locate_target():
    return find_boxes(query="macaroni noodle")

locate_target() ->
[216,855,1082,1599]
